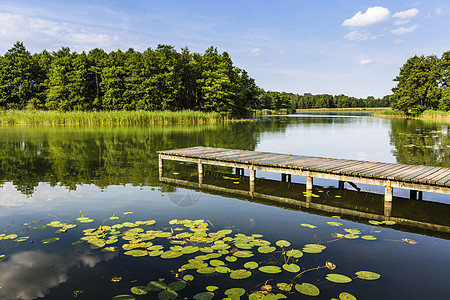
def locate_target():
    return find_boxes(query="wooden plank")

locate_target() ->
[255,155,303,165]
[408,167,444,182]
[366,163,402,176]
[402,166,437,180]
[373,164,417,178]
[437,173,450,184]
[337,162,384,174]
[319,160,361,171]
[388,165,427,180]
[202,149,251,159]
[221,151,279,162]
[426,168,450,184]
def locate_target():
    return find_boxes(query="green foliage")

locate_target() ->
[391,51,450,114]
[0,42,258,116]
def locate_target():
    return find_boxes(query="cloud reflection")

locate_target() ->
[0,250,117,300]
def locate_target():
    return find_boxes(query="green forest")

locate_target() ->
[0,41,448,116]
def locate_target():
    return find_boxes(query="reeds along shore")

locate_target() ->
[0,110,227,125]
[374,109,450,120]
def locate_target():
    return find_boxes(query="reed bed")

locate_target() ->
[374,109,450,120]
[0,110,227,125]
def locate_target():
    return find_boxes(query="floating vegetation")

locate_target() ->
[0,214,393,299]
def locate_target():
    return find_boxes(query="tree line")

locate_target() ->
[390,50,449,114]
[0,42,258,116]
[256,90,391,110]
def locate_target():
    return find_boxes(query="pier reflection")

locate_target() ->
[160,170,450,239]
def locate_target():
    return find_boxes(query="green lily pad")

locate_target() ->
[277,283,292,291]
[302,244,325,253]
[233,250,254,258]
[112,295,135,300]
[258,245,276,253]
[124,249,148,257]
[355,271,381,280]
[147,281,168,291]
[33,225,49,230]
[339,292,357,300]
[368,220,381,225]
[327,221,343,226]
[0,254,5,261]
[41,237,60,244]
[168,281,186,291]
[244,261,259,269]
[276,240,291,247]
[235,243,253,249]
[259,265,282,274]
[158,289,178,300]
[148,250,164,257]
[206,286,219,292]
[343,234,359,239]
[326,274,352,283]
[361,235,377,241]
[301,223,317,229]
[183,274,194,281]
[160,250,183,259]
[295,283,320,296]
[283,263,300,273]
[215,266,231,273]
[14,236,30,242]
[193,292,215,300]
[181,246,199,254]
[285,249,303,258]
[131,286,148,295]
[230,269,252,279]
[225,287,246,297]
[381,220,396,225]
[210,259,225,267]
[216,229,232,235]
[197,267,216,274]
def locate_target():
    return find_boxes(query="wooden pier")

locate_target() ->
[157,146,450,206]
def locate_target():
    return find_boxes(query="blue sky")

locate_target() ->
[0,0,449,98]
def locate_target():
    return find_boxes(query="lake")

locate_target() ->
[0,112,449,300]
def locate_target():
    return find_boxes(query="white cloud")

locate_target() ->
[0,12,121,51]
[391,24,419,35]
[359,59,373,65]
[344,30,377,41]
[393,8,419,25]
[436,7,444,15]
[251,48,264,55]
[342,6,390,27]
[259,62,273,66]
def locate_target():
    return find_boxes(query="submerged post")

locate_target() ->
[158,155,163,177]
[250,168,256,182]
[384,185,393,217]
[198,160,203,183]
[306,175,313,191]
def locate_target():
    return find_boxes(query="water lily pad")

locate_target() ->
[183,274,194,281]
[339,292,357,300]
[0,254,5,261]
[230,269,252,279]
[276,240,291,247]
[301,223,317,229]
[33,225,49,230]
[235,243,253,249]
[158,289,178,300]
[286,249,303,258]
[233,250,254,258]
[124,249,148,257]
[355,271,381,280]
[217,229,232,235]
[160,250,183,259]
[295,283,320,296]
[147,281,167,291]
[244,261,259,269]
[283,263,300,273]
[197,267,216,274]
[343,234,359,239]
[168,281,186,291]
[258,245,276,253]
[327,221,343,226]
[277,283,292,292]
[259,266,282,274]
[210,259,225,267]
[131,286,148,295]
[361,235,377,241]
[14,236,29,242]
[148,250,164,257]
[112,295,135,300]
[302,244,325,253]
[326,274,352,283]
[215,266,231,273]
[225,287,246,297]
[206,286,219,292]
[381,220,396,225]
[193,292,214,300]
[368,220,381,225]
[41,237,60,244]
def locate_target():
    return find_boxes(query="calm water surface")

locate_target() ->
[0,113,448,300]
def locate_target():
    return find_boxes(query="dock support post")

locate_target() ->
[158,155,163,177]
[306,176,313,191]
[281,174,291,182]
[410,190,423,200]
[250,168,256,182]
[198,160,203,183]
[338,180,345,189]
[384,185,393,217]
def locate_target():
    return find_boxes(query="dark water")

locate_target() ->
[0,113,449,300]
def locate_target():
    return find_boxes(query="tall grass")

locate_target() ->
[0,110,227,125]
[373,109,450,120]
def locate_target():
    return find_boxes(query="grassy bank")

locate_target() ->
[296,107,389,112]
[0,110,228,125]
[253,108,296,115]
[374,109,450,120]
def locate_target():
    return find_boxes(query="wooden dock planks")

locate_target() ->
[158,146,450,194]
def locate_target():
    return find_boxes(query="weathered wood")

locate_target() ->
[157,147,450,198]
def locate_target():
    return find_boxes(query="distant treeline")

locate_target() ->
[0,41,394,116]
[0,42,258,116]
[256,91,391,110]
